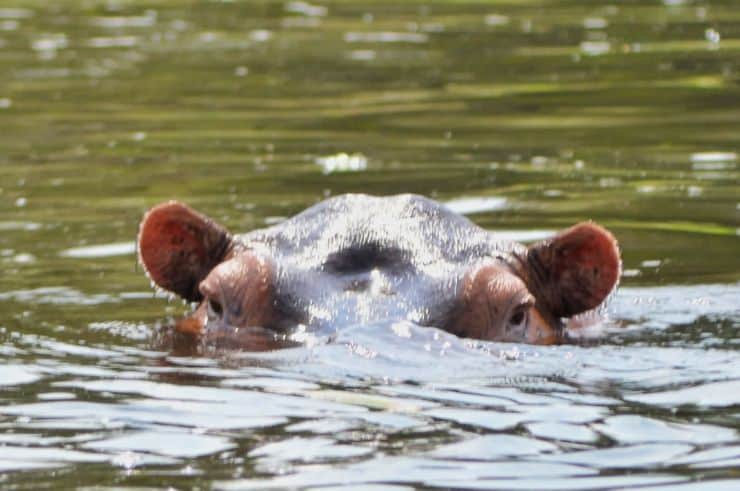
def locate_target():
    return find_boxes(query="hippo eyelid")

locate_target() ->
[508,290,534,311]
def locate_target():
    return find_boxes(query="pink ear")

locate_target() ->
[527,222,620,318]
[138,201,232,302]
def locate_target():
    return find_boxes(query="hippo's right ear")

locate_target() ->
[138,201,233,302]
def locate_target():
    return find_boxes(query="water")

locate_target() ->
[0,0,738,489]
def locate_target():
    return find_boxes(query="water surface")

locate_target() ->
[0,1,738,489]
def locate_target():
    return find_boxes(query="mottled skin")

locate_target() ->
[138,194,620,349]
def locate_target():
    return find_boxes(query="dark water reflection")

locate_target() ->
[0,0,738,489]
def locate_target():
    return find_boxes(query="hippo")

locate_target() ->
[138,194,620,349]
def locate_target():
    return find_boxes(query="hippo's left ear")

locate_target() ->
[526,222,620,319]
[138,201,233,302]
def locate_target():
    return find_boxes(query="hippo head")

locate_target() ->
[138,195,620,347]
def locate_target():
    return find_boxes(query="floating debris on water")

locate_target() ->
[60,242,136,259]
[580,40,610,56]
[484,14,510,26]
[90,13,157,28]
[0,8,34,19]
[583,17,608,29]
[705,28,721,45]
[316,152,368,174]
[86,36,139,48]
[690,151,737,163]
[443,196,507,215]
[285,1,328,17]
[249,30,272,42]
[344,32,428,43]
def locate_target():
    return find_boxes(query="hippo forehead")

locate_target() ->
[233,194,526,329]
[239,194,522,268]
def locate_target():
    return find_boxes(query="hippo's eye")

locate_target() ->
[207,298,223,318]
[509,309,526,327]
[507,292,535,332]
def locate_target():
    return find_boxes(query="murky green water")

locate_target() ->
[0,0,738,489]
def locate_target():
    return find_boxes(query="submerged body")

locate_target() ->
[139,194,620,349]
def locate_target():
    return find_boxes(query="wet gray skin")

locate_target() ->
[241,193,521,332]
